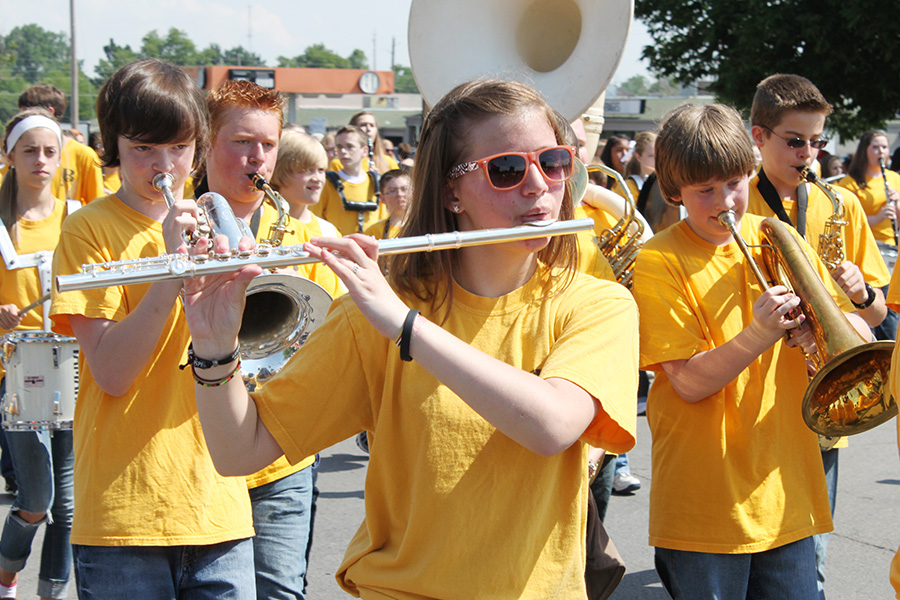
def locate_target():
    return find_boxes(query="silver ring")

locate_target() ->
[353,263,360,275]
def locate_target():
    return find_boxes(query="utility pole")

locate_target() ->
[69,0,78,129]
[391,37,396,70]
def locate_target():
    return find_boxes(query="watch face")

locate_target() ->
[359,71,380,95]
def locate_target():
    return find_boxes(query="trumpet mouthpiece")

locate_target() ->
[717,210,737,227]
[152,173,175,192]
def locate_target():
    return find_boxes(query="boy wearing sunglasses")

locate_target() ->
[746,73,890,597]
[748,74,888,328]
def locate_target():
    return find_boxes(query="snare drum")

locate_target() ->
[877,241,898,273]
[0,331,79,430]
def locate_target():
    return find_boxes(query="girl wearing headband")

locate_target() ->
[0,108,73,600]
[182,79,638,599]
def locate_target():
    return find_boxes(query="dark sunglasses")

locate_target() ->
[447,146,575,190]
[761,125,828,150]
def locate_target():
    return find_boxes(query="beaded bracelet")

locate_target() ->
[192,358,242,387]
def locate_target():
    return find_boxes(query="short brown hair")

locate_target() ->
[270,130,327,190]
[18,84,67,119]
[750,74,833,130]
[207,80,284,142]
[335,125,367,148]
[96,58,208,169]
[656,103,756,204]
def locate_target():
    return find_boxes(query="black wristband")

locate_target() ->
[851,283,876,310]
[179,343,241,370]
[399,309,420,362]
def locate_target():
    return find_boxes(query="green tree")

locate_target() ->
[393,65,418,94]
[0,24,97,124]
[2,24,69,82]
[140,28,199,66]
[278,44,367,69]
[620,75,650,96]
[634,0,900,138]
[222,46,265,67]
[93,39,140,86]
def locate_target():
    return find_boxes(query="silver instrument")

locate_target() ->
[56,219,594,293]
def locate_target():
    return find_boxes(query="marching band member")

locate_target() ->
[50,58,255,598]
[0,108,74,600]
[182,78,638,599]
[633,103,868,599]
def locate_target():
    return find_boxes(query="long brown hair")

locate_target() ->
[387,79,577,315]
[847,129,888,190]
[0,108,59,239]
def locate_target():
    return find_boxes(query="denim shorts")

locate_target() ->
[73,539,255,599]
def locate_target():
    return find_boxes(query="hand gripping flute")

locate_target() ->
[56,219,594,293]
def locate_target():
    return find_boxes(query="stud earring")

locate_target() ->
[452,205,461,213]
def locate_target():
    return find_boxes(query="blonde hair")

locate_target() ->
[624,131,656,178]
[270,130,328,191]
[656,103,756,205]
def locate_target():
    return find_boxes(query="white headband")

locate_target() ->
[5,115,63,155]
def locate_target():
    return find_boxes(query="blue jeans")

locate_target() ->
[249,465,315,599]
[655,536,819,599]
[615,453,631,476]
[873,285,898,341]
[0,429,74,599]
[72,539,255,599]
[813,447,839,596]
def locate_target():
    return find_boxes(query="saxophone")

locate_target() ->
[796,166,847,271]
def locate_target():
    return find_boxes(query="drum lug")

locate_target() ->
[53,392,60,417]
[52,346,60,368]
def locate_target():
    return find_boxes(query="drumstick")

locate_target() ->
[17,293,50,318]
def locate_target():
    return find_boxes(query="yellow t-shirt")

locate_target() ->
[363,219,400,240]
[329,155,400,174]
[611,176,641,203]
[50,194,254,546]
[101,170,120,195]
[838,170,900,245]
[0,199,68,377]
[253,268,639,599]
[632,215,844,553]
[303,214,341,239]
[573,205,617,282]
[748,175,891,288]
[52,139,103,205]
[246,201,343,488]
[886,272,900,598]
[311,173,387,236]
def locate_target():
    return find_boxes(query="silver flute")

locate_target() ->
[56,218,594,293]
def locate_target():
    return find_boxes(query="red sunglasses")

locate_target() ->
[447,146,576,190]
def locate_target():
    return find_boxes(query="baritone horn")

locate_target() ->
[717,211,896,437]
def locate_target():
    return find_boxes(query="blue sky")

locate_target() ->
[0,0,653,84]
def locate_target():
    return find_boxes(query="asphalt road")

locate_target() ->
[6,414,900,599]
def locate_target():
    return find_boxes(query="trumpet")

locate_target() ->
[717,210,896,437]
[56,219,594,293]
[878,159,900,247]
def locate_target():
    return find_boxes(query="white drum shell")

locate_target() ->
[0,332,79,430]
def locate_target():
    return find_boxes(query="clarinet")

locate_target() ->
[879,158,899,247]
[361,137,381,233]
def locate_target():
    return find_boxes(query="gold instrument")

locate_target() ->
[878,159,900,247]
[248,173,293,246]
[583,163,646,287]
[717,210,896,437]
[795,166,847,272]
